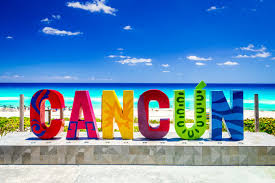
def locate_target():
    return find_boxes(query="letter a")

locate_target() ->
[66,91,99,139]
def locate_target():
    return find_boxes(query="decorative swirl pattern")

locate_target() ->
[31,123,46,137]
[30,90,43,115]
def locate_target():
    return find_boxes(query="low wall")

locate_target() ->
[0,132,274,165]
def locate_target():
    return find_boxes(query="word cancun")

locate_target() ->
[30,81,244,141]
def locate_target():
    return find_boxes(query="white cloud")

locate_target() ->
[234,54,250,58]
[235,52,271,58]
[161,64,170,67]
[187,56,212,61]
[195,62,205,66]
[108,55,130,59]
[120,55,131,58]
[265,65,270,68]
[239,44,266,52]
[67,0,117,16]
[40,15,61,24]
[41,18,51,23]
[108,55,116,58]
[271,57,275,60]
[108,51,150,66]
[235,44,271,59]
[41,15,61,24]
[207,6,217,11]
[117,48,124,51]
[123,25,132,30]
[116,57,152,65]
[217,61,239,66]
[206,6,225,12]
[42,27,82,36]
[52,14,61,20]
[6,36,13,39]
[254,52,271,58]
[13,74,24,78]
[162,71,170,73]
[64,76,73,79]
[89,76,112,81]
[0,74,24,79]
[51,75,78,80]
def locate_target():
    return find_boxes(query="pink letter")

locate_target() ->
[66,91,99,139]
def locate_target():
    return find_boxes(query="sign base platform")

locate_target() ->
[0,132,274,165]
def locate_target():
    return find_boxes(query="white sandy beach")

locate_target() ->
[1,107,275,120]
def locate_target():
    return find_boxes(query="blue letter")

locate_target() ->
[210,90,243,140]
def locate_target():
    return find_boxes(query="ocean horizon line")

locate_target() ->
[0,82,275,85]
[0,82,275,111]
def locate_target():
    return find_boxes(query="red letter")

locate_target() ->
[138,89,170,139]
[66,91,99,139]
[30,89,65,139]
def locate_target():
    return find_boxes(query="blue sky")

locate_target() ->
[0,0,275,83]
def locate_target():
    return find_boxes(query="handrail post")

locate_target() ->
[254,94,259,132]
[60,108,64,120]
[19,94,24,131]
[48,109,52,123]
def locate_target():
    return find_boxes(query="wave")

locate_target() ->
[244,100,275,105]
[0,97,30,101]
[1,96,275,105]
[65,97,127,103]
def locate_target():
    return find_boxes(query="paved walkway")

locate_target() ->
[0,165,274,183]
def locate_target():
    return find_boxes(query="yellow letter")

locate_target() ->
[102,90,134,139]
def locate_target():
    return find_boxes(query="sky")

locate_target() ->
[0,0,275,83]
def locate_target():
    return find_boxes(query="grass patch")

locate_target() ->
[0,117,274,136]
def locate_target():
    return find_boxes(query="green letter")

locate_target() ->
[174,81,207,139]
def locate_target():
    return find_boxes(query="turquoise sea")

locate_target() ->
[0,83,274,111]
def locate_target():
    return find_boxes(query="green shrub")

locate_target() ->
[244,118,275,135]
[134,126,139,132]
[0,117,30,136]
[0,117,274,136]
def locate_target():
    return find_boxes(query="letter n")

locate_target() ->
[66,91,99,139]
[210,90,244,140]
[102,90,134,139]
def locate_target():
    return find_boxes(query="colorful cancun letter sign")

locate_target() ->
[66,91,99,140]
[138,89,170,139]
[210,90,244,140]
[102,90,134,139]
[29,83,245,141]
[174,81,207,140]
[30,89,65,139]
